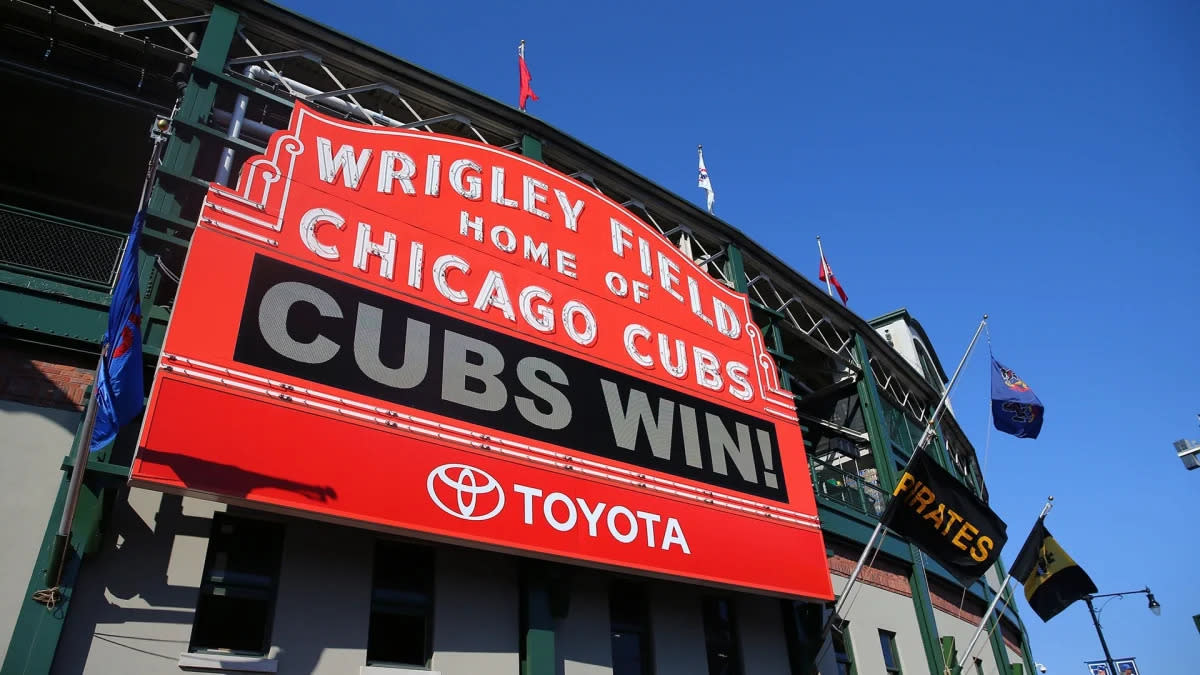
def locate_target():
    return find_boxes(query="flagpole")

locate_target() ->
[818,314,989,646]
[816,235,834,298]
[39,116,172,599]
[957,496,1055,670]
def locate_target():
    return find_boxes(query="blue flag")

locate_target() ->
[90,212,146,452]
[990,357,1043,439]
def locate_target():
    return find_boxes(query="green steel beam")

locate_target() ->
[520,135,543,162]
[725,244,747,293]
[150,4,240,223]
[854,336,947,675]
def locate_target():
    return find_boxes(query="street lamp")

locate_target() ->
[1083,587,1160,673]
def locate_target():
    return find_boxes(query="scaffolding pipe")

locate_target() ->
[211,109,276,145]
[214,86,250,185]
[245,65,407,128]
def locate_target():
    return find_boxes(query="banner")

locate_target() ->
[132,103,832,600]
[883,449,1007,584]
[1010,516,1097,622]
[990,357,1044,439]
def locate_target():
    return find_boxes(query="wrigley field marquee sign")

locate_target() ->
[132,103,833,599]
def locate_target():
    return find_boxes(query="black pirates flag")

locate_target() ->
[1010,517,1098,621]
[882,449,1008,584]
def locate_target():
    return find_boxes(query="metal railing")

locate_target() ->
[0,203,125,289]
[809,455,887,517]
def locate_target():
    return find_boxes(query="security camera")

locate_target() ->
[1036,664,1047,674]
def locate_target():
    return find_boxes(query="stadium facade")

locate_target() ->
[0,1,1036,673]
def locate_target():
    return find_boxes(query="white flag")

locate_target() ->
[697,145,714,214]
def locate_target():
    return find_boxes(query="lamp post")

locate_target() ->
[1083,587,1160,673]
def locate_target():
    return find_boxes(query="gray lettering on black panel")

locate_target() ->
[258,281,342,364]
[441,330,507,411]
[354,303,430,389]
[515,356,572,430]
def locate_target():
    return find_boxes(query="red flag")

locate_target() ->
[819,256,849,305]
[519,40,538,112]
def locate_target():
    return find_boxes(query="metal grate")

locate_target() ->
[0,206,125,287]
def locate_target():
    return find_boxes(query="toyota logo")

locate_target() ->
[427,464,505,521]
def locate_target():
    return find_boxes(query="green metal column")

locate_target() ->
[520,563,556,675]
[520,135,543,162]
[148,4,240,226]
[977,579,1014,673]
[853,336,948,675]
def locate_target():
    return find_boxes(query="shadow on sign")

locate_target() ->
[137,448,338,503]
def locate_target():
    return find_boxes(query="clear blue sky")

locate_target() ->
[282,1,1198,671]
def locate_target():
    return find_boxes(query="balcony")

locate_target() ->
[0,203,126,290]
[810,455,886,518]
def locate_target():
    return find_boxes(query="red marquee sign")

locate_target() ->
[132,103,833,600]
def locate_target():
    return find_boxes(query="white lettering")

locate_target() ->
[433,255,470,304]
[635,511,661,547]
[607,505,638,544]
[513,484,542,525]
[523,176,550,220]
[316,137,371,189]
[543,493,578,532]
[377,150,417,195]
[299,207,343,260]
[449,159,482,200]
[353,221,397,280]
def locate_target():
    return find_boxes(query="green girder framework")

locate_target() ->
[0,2,1032,673]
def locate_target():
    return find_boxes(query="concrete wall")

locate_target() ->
[0,400,80,664]
[935,608,1003,675]
[649,582,707,675]
[832,574,926,675]
[53,488,226,674]
[737,594,791,674]
[556,573,612,675]
[272,518,373,674]
[875,319,923,377]
[431,546,519,675]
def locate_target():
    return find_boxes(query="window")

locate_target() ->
[832,624,855,675]
[610,581,653,675]
[367,540,434,667]
[878,630,901,674]
[189,515,285,655]
[781,601,822,675]
[974,658,985,675]
[702,597,743,675]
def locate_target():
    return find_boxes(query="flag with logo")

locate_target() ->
[881,448,1008,584]
[1009,516,1097,622]
[518,40,538,112]
[90,211,146,451]
[818,254,849,305]
[990,356,1043,439]
[697,145,714,214]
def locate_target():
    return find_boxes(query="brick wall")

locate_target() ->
[0,347,93,411]
[827,539,913,596]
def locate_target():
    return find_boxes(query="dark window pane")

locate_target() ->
[612,632,646,675]
[702,598,742,675]
[367,540,434,666]
[189,515,284,656]
[367,611,430,666]
[610,582,652,675]
[879,632,895,668]
[191,592,271,652]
